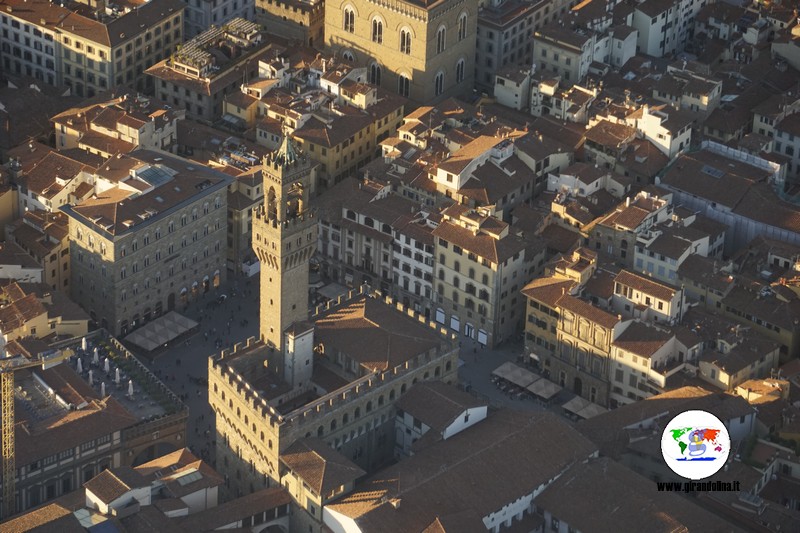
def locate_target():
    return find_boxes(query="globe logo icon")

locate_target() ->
[660,410,731,480]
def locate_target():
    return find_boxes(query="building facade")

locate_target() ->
[0,0,184,96]
[324,0,477,104]
[185,0,255,38]
[474,0,543,95]
[432,204,544,347]
[146,18,267,122]
[255,0,324,47]
[5,211,71,293]
[63,151,231,336]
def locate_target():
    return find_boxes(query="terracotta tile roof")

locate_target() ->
[437,136,503,174]
[177,487,291,532]
[293,112,373,148]
[585,120,637,150]
[83,466,147,504]
[557,294,621,329]
[612,321,673,358]
[521,277,577,307]
[0,291,46,331]
[0,502,83,533]
[6,142,55,173]
[281,438,365,496]
[660,149,768,209]
[578,386,754,458]
[539,223,582,254]
[701,337,780,375]
[36,363,97,408]
[722,284,800,331]
[618,138,669,178]
[395,381,485,433]
[677,255,735,294]
[602,204,650,230]
[0,0,184,48]
[432,220,526,264]
[15,395,137,466]
[536,457,744,533]
[22,151,94,198]
[146,44,276,97]
[583,268,618,301]
[459,155,530,205]
[733,182,800,235]
[327,410,597,533]
[314,296,448,372]
[64,150,232,236]
[647,232,693,259]
[421,511,486,533]
[614,269,677,301]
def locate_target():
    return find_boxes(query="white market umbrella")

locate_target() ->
[81,337,87,351]
[77,358,83,374]
[104,358,110,374]
[128,380,134,397]
[115,368,121,385]
[100,382,106,397]
[88,370,94,386]
[93,348,99,365]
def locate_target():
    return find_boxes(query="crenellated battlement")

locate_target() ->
[312,284,458,343]
[211,333,453,430]
[210,284,458,431]
[252,204,315,229]
[282,344,449,425]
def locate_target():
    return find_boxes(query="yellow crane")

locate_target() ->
[1,347,74,520]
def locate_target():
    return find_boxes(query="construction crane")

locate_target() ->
[1,347,74,520]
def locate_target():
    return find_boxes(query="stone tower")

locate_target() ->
[252,134,316,361]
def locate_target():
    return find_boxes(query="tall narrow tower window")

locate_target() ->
[343,8,355,33]
[435,71,445,96]
[400,29,411,54]
[372,18,383,44]
[398,74,410,97]
[436,26,446,54]
[456,59,465,83]
[458,13,468,41]
[369,63,381,86]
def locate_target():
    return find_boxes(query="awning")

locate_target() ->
[492,362,541,388]
[318,282,349,300]
[123,311,199,352]
[526,378,562,400]
[562,396,608,419]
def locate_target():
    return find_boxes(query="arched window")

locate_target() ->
[435,71,444,96]
[400,28,411,54]
[343,8,355,33]
[372,18,383,43]
[369,63,381,86]
[458,13,468,41]
[436,26,446,54]
[342,50,355,62]
[456,58,465,83]
[398,74,410,97]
